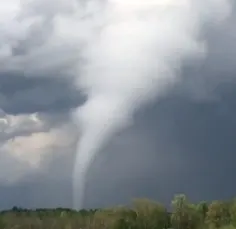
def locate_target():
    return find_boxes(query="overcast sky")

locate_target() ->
[0,0,236,210]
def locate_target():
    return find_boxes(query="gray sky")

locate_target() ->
[0,0,235,209]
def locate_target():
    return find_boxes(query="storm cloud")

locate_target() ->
[0,0,235,210]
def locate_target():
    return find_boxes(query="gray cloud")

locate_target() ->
[0,73,85,114]
[84,83,236,208]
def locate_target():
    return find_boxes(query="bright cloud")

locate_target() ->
[0,110,77,184]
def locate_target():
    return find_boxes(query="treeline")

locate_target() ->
[1,194,236,229]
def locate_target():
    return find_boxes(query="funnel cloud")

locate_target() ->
[72,0,231,209]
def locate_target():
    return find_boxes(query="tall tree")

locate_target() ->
[132,198,169,229]
[206,200,230,228]
[171,194,200,229]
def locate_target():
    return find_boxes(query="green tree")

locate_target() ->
[195,201,208,226]
[132,198,169,229]
[112,207,137,229]
[230,199,236,226]
[0,217,6,229]
[171,194,200,229]
[206,200,230,228]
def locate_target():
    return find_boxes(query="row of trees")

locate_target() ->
[1,194,236,229]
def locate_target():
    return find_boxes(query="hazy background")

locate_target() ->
[0,0,235,209]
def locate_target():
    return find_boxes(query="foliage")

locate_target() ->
[171,194,201,229]
[0,195,236,229]
[206,200,231,228]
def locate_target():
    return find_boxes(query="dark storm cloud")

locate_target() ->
[84,82,236,208]
[0,179,73,209]
[0,73,85,114]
